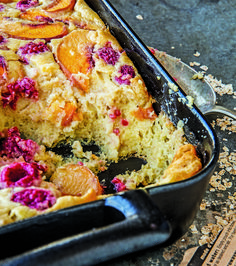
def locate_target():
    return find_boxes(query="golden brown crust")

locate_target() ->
[160,144,202,185]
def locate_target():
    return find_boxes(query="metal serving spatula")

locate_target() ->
[155,50,236,120]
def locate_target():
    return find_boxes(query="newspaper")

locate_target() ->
[180,220,236,266]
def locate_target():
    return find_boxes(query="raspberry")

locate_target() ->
[0,4,4,11]
[0,127,39,162]
[1,77,38,110]
[35,16,53,23]
[111,177,126,192]
[16,0,38,11]
[97,42,120,65]
[0,55,6,68]
[18,42,49,64]
[114,109,121,117]
[109,113,117,120]
[121,118,129,126]
[0,162,42,189]
[0,35,5,44]
[114,65,135,85]
[86,46,95,69]
[11,188,56,210]
[149,48,156,55]
[108,108,121,120]
[113,128,120,136]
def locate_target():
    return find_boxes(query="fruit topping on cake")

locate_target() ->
[0,162,43,188]
[11,188,56,210]
[111,177,126,192]
[16,0,39,11]
[44,0,76,12]
[17,41,49,64]
[131,106,157,121]
[56,30,95,91]
[0,19,68,40]
[44,101,83,127]
[114,65,135,85]
[20,9,54,22]
[0,127,39,162]
[97,42,120,65]
[50,164,103,196]
[1,77,38,109]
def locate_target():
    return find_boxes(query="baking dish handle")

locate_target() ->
[1,189,170,266]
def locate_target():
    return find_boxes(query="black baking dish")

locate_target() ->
[0,0,219,265]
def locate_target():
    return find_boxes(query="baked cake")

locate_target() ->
[0,0,202,226]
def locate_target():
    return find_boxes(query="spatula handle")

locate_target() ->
[205,105,236,120]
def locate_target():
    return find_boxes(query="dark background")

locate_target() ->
[110,0,236,111]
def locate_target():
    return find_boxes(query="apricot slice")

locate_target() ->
[44,0,76,12]
[132,106,157,121]
[44,101,82,127]
[56,30,95,92]
[61,102,82,127]
[50,164,103,196]
[0,0,14,3]
[20,9,53,22]
[0,19,68,40]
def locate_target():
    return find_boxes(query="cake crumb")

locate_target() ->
[190,224,198,234]
[192,72,204,80]
[200,65,208,71]
[190,61,201,67]
[194,51,200,57]
[136,14,143,20]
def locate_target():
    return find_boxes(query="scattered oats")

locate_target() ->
[199,223,222,245]
[200,200,207,210]
[223,180,232,188]
[136,14,143,20]
[218,169,225,176]
[186,95,194,108]
[189,61,201,67]
[147,257,160,264]
[190,224,198,234]
[200,65,208,71]
[192,72,204,80]
[168,81,178,92]
[215,216,228,226]
[194,51,200,57]
[163,247,176,261]
[216,117,236,132]
[201,224,213,235]
[204,75,235,96]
